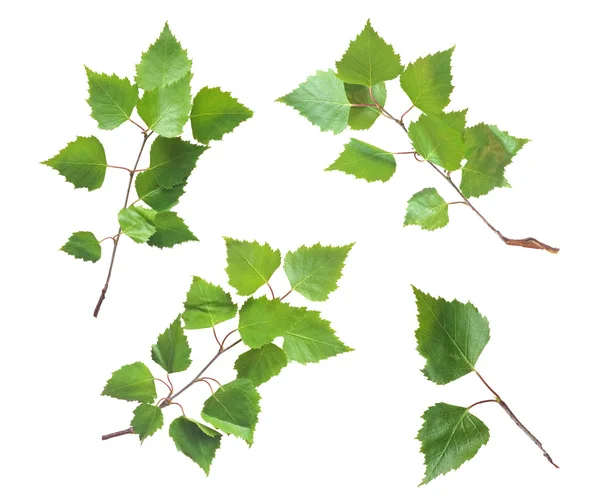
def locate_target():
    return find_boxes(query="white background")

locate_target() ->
[2,0,598,501]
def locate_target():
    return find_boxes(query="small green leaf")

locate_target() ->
[277,69,351,134]
[325,138,396,182]
[145,136,207,189]
[102,362,156,403]
[225,238,281,296]
[118,206,157,243]
[440,109,468,134]
[151,315,192,373]
[408,113,465,171]
[418,403,489,485]
[284,243,353,301]
[131,404,164,442]
[137,73,192,137]
[135,171,187,211]
[135,22,192,91]
[85,67,138,130]
[183,277,238,329]
[190,87,253,144]
[234,344,288,386]
[413,287,490,384]
[404,188,449,231]
[460,124,528,198]
[238,297,302,348]
[169,417,221,475]
[42,136,107,190]
[201,379,261,445]
[335,19,401,87]
[282,310,352,364]
[60,231,101,263]
[147,211,198,249]
[400,47,454,115]
[345,82,386,130]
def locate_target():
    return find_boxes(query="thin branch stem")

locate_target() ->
[101,338,243,441]
[447,201,467,205]
[212,326,220,346]
[279,289,292,301]
[474,369,558,468]
[367,89,559,253]
[267,282,275,300]
[196,378,215,394]
[467,399,497,410]
[220,329,238,349]
[154,378,173,393]
[201,377,222,387]
[400,105,415,123]
[392,151,417,155]
[107,165,133,173]
[129,118,146,132]
[93,131,153,318]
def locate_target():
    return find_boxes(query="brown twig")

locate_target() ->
[279,289,292,301]
[93,131,153,317]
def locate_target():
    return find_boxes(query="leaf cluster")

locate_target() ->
[102,239,353,474]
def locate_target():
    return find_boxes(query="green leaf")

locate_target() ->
[408,113,465,171]
[85,67,138,130]
[135,22,192,91]
[145,136,207,189]
[102,362,156,403]
[147,211,198,248]
[201,379,261,445]
[118,206,157,243]
[135,171,187,211]
[440,109,468,134]
[413,287,490,384]
[460,124,528,198]
[42,136,107,190]
[325,138,396,182]
[234,344,288,386]
[335,19,401,87]
[137,73,192,137]
[282,310,352,364]
[60,231,101,263]
[277,69,351,134]
[131,404,164,442]
[191,87,253,144]
[284,243,353,301]
[183,277,238,329]
[418,403,490,485]
[400,47,454,115]
[225,238,281,296]
[151,315,192,373]
[404,188,449,231]
[169,417,221,475]
[238,297,302,348]
[345,82,386,130]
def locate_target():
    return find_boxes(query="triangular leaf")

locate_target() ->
[85,67,138,130]
[151,315,192,373]
[460,123,528,198]
[118,206,157,243]
[225,238,281,296]
[145,136,207,189]
[137,73,192,137]
[404,188,449,231]
[418,403,490,485]
[135,171,187,211]
[131,404,164,442]
[238,297,303,348]
[135,23,192,91]
[282,310,352,364]
[413,287,490,384]
[277,69,351,134]
[408,113,465,171]
[191,87,253,144]
[42,136,107,190]
[147,210,198,248]
[345,82,386,130]
[102,362,156,403]
[169,417,221,475]
[284,243,353,301]
[325,138,396,182]
[400,47,455,115]
[182,277,238,329]
[201,379,261,445]
[335,19,401,87]
[60,231,101,263]
[234,344,288,386]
